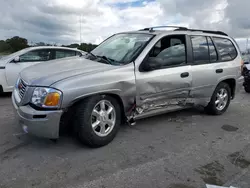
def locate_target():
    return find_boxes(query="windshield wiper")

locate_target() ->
[87,52,97,58]
[87,52,114,65]
[96,55,113,65]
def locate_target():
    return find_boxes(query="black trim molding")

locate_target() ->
[0,66,5,69]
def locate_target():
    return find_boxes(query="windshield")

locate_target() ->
[87,33,154,65]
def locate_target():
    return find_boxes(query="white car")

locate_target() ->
[0,46,86,93]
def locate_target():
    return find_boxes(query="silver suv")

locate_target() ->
[12,26,244,147]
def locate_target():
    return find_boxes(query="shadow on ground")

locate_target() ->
[0,92,12,98]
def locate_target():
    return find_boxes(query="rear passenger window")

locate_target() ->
[191,36,209,64]
[55,50,76,59]
[207,37,218,62]
[213,37,237,61]
[76,52,82,56]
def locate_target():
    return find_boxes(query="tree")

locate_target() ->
[0,36,98,54]
[78,43,97,52]
[0,40,12,53]
[67,43,80,48]
[6,36,29,52]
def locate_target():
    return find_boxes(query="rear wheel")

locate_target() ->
[74,95,121,147]
[205,82,231,115]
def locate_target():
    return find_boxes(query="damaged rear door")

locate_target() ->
[135,34,192,115]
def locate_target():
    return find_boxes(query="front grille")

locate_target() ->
[18,79,27,99]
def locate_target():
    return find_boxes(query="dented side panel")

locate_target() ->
[135,65,193,114]
[52,63,137,115]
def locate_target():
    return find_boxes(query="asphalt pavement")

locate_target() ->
[1,91,250,188]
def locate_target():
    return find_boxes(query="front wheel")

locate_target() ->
[74,95,121,148]
[205,82,231,115]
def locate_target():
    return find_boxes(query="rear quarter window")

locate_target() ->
[213,37,237,61]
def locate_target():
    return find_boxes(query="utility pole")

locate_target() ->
[79,14,82,46]
[246,38,249,54]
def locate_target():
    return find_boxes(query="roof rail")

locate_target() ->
[139,26,188,32]
[139,26,228,36]
[174,28,228,36]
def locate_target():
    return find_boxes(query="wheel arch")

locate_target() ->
[219,78,236,99]
[59,92,127,134]
[205,79,234,115]
[70,92,126,113]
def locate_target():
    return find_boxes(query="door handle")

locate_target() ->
[216,69,223,73]
[180,72,189,78]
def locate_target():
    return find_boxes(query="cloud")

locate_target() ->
[0,0,249,49]
[224,0,250,38]
[103,0,139,3]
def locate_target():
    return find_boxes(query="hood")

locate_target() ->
[0,48,30,66]
[0,59,7,67]
[20,57,115,86]
[0,55,12,67]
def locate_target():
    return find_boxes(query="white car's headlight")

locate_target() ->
[31,87,62,108]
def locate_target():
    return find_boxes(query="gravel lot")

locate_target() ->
[1,91,250,188]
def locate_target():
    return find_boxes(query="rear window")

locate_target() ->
[213,37,237,61]
[55,50,76,59]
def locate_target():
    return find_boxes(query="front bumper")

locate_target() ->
[243,74,250,86]
[12,93,63,139]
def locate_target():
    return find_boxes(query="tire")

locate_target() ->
[74,95,121,148]
[244,86,250,93]
[205,82,231,115]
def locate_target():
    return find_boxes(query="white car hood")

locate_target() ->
[0,59,8,67]
[0,53,17,67]
[0,48,31,67]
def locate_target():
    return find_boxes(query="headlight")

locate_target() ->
[31,87,62,108]
[15,77,20,88]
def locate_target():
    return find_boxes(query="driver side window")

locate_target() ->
[146,35,187,69]
[19,49,51,62]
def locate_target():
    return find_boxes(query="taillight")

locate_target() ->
[241,59,244,74]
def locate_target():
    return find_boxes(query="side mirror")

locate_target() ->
[13,56,20,63]
[141,57,162,72]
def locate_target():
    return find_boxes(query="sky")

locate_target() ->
[0,0,249,50]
